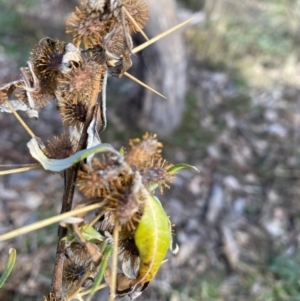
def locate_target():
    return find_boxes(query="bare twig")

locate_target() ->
[109,219,120,301]
[0,164,42,175]
[124,72,167,99]
[0,203,105,241]
[132,18,194,54]
[122,7,149,41]
[4,100,35,138]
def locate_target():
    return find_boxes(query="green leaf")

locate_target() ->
[27,137,119,172]
[167,163,199,175]
[134,194,171,284]
[0,248,17,288]
[62,223,104,243]
[119,146,125,156]
[86,240,112,301]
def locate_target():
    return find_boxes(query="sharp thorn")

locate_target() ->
[132,18,194,54]
[124,72,167,99]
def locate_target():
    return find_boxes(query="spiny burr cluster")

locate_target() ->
[0,1,192,301]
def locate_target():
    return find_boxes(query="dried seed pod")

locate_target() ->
[142,158,174,193]
[66,3,113,48]
[57,59,105,128]
[125,133,163,169]
[30,38,67,94]
[107,171,146,227]
[77,155,124,198]
[63,243,96,297]
[68,59,105,94]
[57,92,89,128]
[77,166,111,198]
[121,0,149,34]
[43,134,78,159]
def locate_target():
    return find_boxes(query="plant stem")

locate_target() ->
[50,76,102,297]
[50,167,79,297]
[110,220,120,301]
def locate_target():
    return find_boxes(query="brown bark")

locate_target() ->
[120,0,187,136]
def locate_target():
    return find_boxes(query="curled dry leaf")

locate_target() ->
[27,137,118,172]
[0,80,23,105]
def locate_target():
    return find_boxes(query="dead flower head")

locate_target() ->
[107,171,146,228]
[57,59,105,128]
[63,243,96,293]
[30,38,66,93]
[57,92,89,128]
[142,158,174,194]
[125,133,163,169]
[122,0,149,34]
[43,134,77,159]
[77,155,124,198]
[66,3,113,48]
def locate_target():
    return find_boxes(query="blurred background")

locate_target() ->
[1,0,300,300]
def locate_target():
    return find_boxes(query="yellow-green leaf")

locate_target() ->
[134,195,171,284]
[0,248,17,288]
[61,223,104,243]
[167,163,198,175]
[119,146,125,156]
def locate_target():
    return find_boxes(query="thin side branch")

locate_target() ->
[0,203,104,241]
[132,18,194,54]
[0,164,42,175]
[122,7,149,41]
[124,72,167,99]
[4,100,35,138]
[109,219,120,301]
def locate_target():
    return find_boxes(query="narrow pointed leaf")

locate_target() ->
[86,241,112,301]
[0,248,17,288]
[167,163,199,175]
[119,146,125,156]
